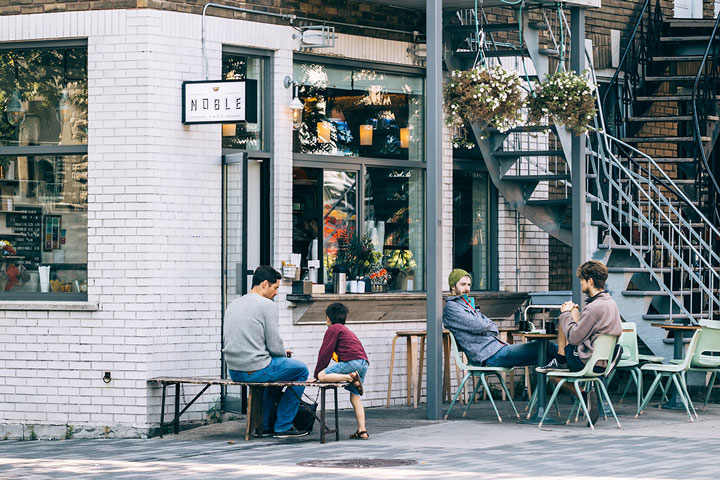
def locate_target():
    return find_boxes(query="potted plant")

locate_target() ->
[527,70,596,134]
[332,226,350,294]
[444,65,524,134]
[348,233,381,293]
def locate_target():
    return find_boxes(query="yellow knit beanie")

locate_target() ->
[448,268,471,290]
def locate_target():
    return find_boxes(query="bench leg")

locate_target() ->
[174,383,180,434]
[320,387,326,444]
[334,387,339,441]
[387,334,400,407]
[246,386,265,440]
[159,383,167,437]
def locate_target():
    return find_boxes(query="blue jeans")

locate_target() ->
[229,357,309,433]
[484,341,559,368]
[324,359,369,396]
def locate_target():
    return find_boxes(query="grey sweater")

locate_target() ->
[559,291,622,362]
[222,293,286,372]
[442,295,504,365]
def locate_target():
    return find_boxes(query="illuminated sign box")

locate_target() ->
[182,79,258,124]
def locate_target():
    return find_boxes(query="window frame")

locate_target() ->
[0,39,88,302]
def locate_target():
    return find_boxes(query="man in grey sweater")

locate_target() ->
[224,265,310,438]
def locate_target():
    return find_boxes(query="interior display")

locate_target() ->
[453,170,490,291]
[221,53,265,151]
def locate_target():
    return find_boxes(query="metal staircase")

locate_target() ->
[445,1,720,359]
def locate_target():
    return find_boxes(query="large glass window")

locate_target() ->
[1,45,87,299]
[222,52,265,150]
[453,170,490,290]
[292,62,424,161]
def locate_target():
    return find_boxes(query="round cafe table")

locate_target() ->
[517,332,563,424]
[650,323,702,409]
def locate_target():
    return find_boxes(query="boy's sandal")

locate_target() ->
[348,371,364,396]
[349,430,370,440]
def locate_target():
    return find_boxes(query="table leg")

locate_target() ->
[520,339,562,425]
[320,387,326,444]
[443,333,452,403]
[387,334,399,407]
[499,332,508,401]
[334,387,339,442]
[660,333,686,410]
[407,336,417,407]
[159,382,166,437]
[174,383,180,434]
[416,336,425,408]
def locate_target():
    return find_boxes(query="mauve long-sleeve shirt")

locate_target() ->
[314,323,369,379]
[559,291,622,362]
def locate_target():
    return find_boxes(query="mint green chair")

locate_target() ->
[606,323,643,410]
[637,329,701,422]
[445,330,520,422]
[539,334,621,430]
[689,321,720,410]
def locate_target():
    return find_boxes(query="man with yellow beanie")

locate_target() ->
[443,269,558,368]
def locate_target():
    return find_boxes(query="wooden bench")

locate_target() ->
[148,377,347,443]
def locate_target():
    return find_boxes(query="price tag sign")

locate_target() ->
[307,260,320,269]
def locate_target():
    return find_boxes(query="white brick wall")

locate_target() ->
[0,7,549,436]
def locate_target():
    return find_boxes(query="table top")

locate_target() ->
[498,326,519,332]
[395,329,450,336]
[518,332,558,339]
[650,323,703,331]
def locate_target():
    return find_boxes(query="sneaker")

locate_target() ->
[273,427,309,438]
[253,428,273,438]
[583,391,600,426]
[535,358,568,373]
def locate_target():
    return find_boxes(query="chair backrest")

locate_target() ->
[577,334,618,378]
[617,322,639,366]
[446,330,470,370]
[676,329,702,370]
[691,325,720,368]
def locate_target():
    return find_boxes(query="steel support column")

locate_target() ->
[570,7,587,305]
[426,0,443,421]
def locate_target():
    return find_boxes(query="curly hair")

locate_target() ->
[576,260,608,289]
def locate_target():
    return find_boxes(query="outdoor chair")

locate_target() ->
[637,329,701,422]
[445,330,520,422]
[606,323,643,411]
[539,334,622,430]
[688,321,720,410]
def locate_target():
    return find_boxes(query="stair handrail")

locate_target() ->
[589,56,720,320]
[691,11,720,225]
[601,0,663,137]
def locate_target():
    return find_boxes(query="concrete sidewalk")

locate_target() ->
[1,397,719,479]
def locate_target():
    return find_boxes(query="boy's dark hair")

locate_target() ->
[326,302,349,325]
[576,260,608,289]
[251,265,281,287]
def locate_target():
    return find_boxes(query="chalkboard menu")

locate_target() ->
[5,206,42,268]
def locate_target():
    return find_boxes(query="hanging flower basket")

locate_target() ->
[444,65,524,134]
[527,70,597,134]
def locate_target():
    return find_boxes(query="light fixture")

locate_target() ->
[284,75,304,130]
[5,89,25,127]
[400,127,410,149]
[359,124,373,146]
[222,124,236,137]
[56,88,70,124]
[317,121,331,143]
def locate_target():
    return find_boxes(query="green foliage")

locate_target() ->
[28,425,37,441]
[528,70,596,134]
[206,398,223,424]
[347,233,381,279]
[444,65,524,133]
[64,425,74,440]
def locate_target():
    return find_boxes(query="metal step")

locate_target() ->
[620,136,710,143]
[500,174,570,182]
[651,55,705,62]
[627,157,695,163]
[597,244,651,251]
[524,198,570,207]
[622,290,695,296]
[635,95,720,102]
[487,125,554,133]
[606,267,673,274]
[453,47,558,58]
[627,115,720,122]
[445,21,548,33]
[660,35,720,42]
[665,19,718,29]
[492,150,564,158]
[642,313,710,321]
[645,75,699,82]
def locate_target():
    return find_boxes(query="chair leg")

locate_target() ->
[387,334,399,408]
[463,374,484,418]
[480,374,503,423]
[596,378,622,429]
[574,381,595,430]
[637,371,664,417]
[633,367,643,413]
[494,372,520,419]
[677,373,698,419]
[445,373,471,420]
[670,374,694,423]
[539,378,565,428]
[619,370,633,405]
[703,371,717,411]
[526,385,538,419]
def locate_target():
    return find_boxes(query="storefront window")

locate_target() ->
[222,52,265,150]
[453,170,490,290]
[365,168,424,291]
[292,62,424,161]
[1,44,87,299]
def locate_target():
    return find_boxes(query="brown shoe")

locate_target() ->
[349,371,364,396]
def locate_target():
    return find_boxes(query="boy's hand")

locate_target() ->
[306,378,317,383]
[286,349,294,358]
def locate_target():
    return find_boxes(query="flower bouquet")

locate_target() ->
[0,240,16,256]
[369,266,388,293]
[527,70,596,134]
[444,65,524,134]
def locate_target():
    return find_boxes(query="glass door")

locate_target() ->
[222,151,269,412]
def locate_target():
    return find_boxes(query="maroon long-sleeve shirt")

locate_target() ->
[314,323,369,379]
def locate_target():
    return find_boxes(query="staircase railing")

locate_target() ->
[602,0,664,138]
[589,58,720,323]
[691,11,720,225]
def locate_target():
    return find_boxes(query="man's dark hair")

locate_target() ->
[251,265,281,287]
[576,260,608,289]
[326,302,349,325]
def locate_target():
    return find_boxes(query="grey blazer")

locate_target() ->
[442,295,504,365]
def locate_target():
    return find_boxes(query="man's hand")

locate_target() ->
[286,349,294,358]
[560,301,575,313]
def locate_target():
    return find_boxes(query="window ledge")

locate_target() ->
[0,301,99,312]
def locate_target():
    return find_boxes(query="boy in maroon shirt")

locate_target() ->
[314,302,370,440]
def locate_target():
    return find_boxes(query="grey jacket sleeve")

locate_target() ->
[559,309,595,345]
[263,303,286,357]
[443,300,498,336]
